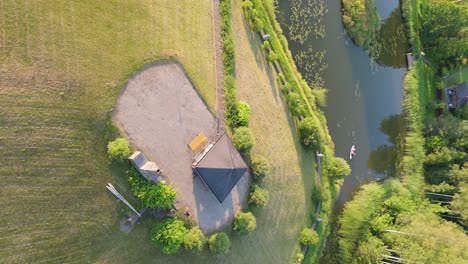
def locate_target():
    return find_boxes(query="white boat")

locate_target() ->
[349,145,356,160]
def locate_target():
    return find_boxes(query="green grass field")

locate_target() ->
[0,0,315,263]
[0,0,216,263]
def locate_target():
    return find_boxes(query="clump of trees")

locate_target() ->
[419,0,468,67]
[151,217,187,254]
[183,226,206,252]
[128,168,176,208]
[237,101,251,127]
[208,232,231,255]
[250,154,270,180]
[298,117,323,149]
[249,184,269,207]
[233,127,255,153]
[107,137,132,161]
[341,0,380,47]
[233,211,257,235]
[327,157,351,178]
[299,228,319,246]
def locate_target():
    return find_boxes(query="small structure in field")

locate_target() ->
[128,151,161,183]
[193,133,248,203]
[446,82,468,109]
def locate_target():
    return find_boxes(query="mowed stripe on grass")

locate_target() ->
[0,0,216,263]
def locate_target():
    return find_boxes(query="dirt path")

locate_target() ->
[212,0,225,136]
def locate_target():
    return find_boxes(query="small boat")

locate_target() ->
[349,145,356,160]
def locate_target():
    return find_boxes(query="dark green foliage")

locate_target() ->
[298,117,323,149]
[128,168,176,208]
[183,227,206,252]
[232,127,255,153]
[233,211,257,235]
[419,0,468,66]
[107,137,132,161]
[341,0,380,46]
[327,157,351,178]
[237,101,251,127]
[208,232,231,255]
[151,217,187,254]
[355,236,386,264]
[299,228,319,246]
[286,92,307,117]
[249,185,269,207]
[250,154,270,180]
[451,183,468,225]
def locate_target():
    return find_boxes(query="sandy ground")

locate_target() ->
[114,62,248,233]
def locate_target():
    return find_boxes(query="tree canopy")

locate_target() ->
[151,217,187,254]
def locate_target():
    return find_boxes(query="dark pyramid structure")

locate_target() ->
[194,133,248,203]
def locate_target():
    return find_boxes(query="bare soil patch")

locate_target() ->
[114,62,248,233]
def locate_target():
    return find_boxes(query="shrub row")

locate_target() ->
[243,1,341,262]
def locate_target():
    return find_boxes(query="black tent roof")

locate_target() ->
[194,133,247,203]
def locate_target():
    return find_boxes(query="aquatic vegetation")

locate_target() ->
[288,0,328,44]
[341,0,380,47]
[294,47,328,88]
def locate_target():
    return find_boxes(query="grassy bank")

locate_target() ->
[0,0,216,262]
[341,0,380,46]
[245,0,338,262]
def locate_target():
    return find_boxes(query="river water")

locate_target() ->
[278,0,407,205]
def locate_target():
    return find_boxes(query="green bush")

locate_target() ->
[249,185,269,207]
[253,17,264,32]
[233,211,257,235]
[183,226,206,252]
[299,228,319,246]
[237,101,251,127]
[298,117,323,149]
[327,157,351,178]
[232,127,255,153]
[151,217,187,254]
[128,169,176,209]
[208,232,231,255]
[261,40,270,50]
[107,137,132,161]
[250,154,270,180]
[266,50,279,62]
[286,92,307,117]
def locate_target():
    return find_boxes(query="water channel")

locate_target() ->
[277,0,408,205]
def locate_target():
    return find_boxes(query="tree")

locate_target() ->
[233,211,257,235]
[151,217,187,254]
[249,185,269,207]
[140,182,176,209]
[250,154,270,180]
[327,157,351,178]
[107,137,132,161]
[183,227,206,252]
[451,183,468,225]
[237,101,251,126]
[299,228,319,246]
[419,0,468,66]
[232,127,255,153]
[286,92,307,117]
[253,17,264,32]
[355,236,387,264]
[298,117,323,149]
[208,232,231,255]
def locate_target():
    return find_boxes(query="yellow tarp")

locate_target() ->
[189,132,207,151]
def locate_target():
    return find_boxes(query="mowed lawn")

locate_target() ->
[0,0,315,263]
[0,0,216,263]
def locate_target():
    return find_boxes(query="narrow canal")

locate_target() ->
[277,0,408,205]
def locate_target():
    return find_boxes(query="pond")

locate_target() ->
[277,0,408,206]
